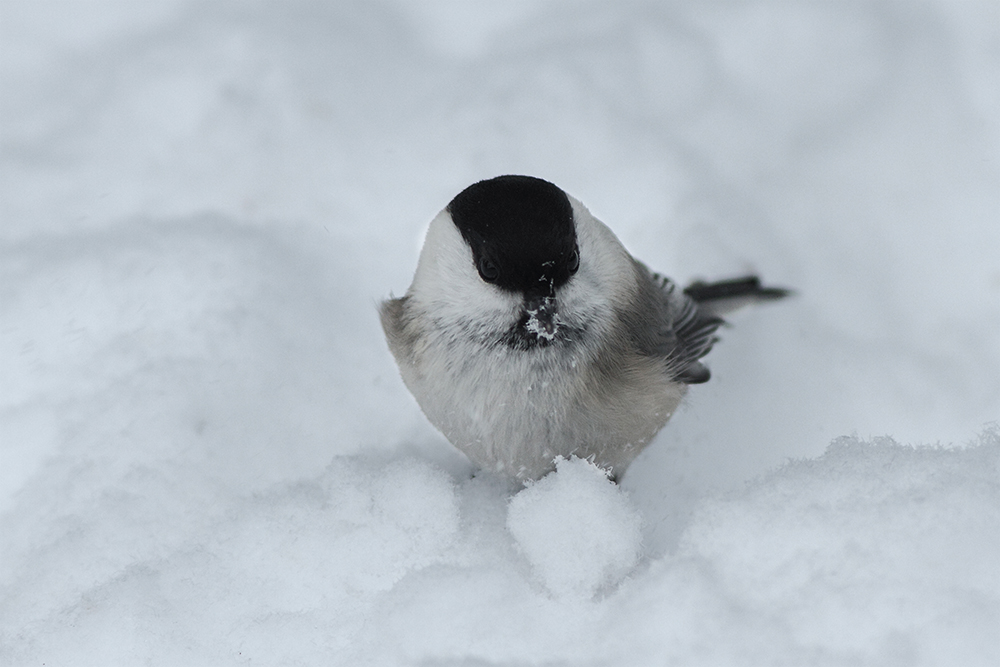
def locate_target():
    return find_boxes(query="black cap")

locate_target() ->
[447,175,579,297]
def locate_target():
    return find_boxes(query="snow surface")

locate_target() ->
[1,0,998,665]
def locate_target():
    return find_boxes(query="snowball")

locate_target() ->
[506,457,643,599]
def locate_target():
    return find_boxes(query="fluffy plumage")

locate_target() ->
[381,176,787,481]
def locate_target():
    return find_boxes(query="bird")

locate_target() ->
[381,175,788,482]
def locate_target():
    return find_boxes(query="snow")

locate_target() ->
[1,0,998,665]
[507,457,643,599]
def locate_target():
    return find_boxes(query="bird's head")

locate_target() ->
[409,175,630,350]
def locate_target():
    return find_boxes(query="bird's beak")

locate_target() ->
[523,294,558,340]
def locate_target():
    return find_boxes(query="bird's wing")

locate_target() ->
[627,263,724,385]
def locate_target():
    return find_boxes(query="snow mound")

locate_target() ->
[670,430,1000,664]
[507,456,643,598]
[0,454,462,666]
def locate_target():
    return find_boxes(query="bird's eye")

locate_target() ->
[567,247,580,275]
[478,257,499,282]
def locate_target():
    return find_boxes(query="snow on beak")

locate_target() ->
[523,281,559,342]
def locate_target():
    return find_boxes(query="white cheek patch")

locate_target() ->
[547,198,636,337]
[410,211,522,327]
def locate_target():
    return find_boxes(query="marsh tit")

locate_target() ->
[381,175,788,482]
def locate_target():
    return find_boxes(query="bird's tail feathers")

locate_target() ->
[683,276,791,317]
